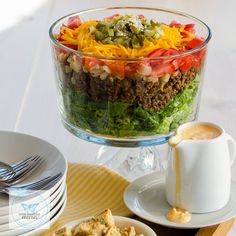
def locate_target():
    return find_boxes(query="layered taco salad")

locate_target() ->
[51,14,207,137]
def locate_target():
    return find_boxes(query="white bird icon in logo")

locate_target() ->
[21,203,39,214]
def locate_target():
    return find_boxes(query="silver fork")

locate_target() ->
[0,161,15,181]
[0,155,40,175]
[0,155,43,184]
[0,156,39,177]
[0,173,62,196]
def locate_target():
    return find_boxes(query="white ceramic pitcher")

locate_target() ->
[165,122,236,213]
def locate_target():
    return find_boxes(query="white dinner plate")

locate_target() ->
[0,131,67,215]
[0,178,66,224]
[52,216,156,236]
[0,181,66,229]
[124,172,236,229]
[0,177,66,217]
[0,187,67,236]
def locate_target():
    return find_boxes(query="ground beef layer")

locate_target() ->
[71,68,198,111]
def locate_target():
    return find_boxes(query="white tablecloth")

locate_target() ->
[1,0,236,235]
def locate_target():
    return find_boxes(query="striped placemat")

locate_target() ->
[41,163,133,235]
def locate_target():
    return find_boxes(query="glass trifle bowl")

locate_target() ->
[49,7,211,179]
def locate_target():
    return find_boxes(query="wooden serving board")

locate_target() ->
[134,217,234,236]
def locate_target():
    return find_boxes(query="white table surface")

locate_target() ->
[1,0,236,235]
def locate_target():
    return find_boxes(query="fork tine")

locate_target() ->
[13,155,41,176]
[0,169,15,178]
[22,176,52,189]
[2,159,34,178]
[0,172,15,182]
[7,156,42,182]
[13,155,40,171]
[8,157,44,184]
[0,156,33,175]
[0,155,39,176]
[12,173,62,190]
[0,159,34,180]
[29,174,62,190]
[0,155,42,183]
[12,155,39,168]
[3,173,63,196]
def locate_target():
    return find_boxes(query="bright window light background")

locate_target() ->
[0,0,47,31]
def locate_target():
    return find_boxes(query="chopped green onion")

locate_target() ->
[95,31,106,40]
[92,14,164,48]
[88,25,96,33]
[108,28,114,37]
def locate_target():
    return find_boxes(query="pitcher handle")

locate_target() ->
[226,133,236,165]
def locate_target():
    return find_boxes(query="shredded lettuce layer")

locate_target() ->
[61,75,200,137]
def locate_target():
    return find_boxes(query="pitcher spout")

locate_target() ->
[168,134,183,148]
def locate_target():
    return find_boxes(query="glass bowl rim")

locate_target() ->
[49,6,212,61]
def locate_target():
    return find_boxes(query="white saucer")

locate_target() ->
[124,172,236,229]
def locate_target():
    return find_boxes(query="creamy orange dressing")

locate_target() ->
[180,124,221,140]
[168,135,182,147]
[169,124,221,147]
[166,148,192,224]
[166,207,191,224]
[175,148,181,205]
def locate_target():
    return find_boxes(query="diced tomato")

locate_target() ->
[170,21,181,28]
[155,49,181,70]
[106,14,120,20]
[147,48,166,57]
[186,38,204,49]
[147,49,166,67]
[124,63,139,76]
[177,45,206,72]
[138,14,145,19]
[195,48,206,60]
[84,58,104,70]
[168,48,185,68]
[107,62,125,77]
[151,63,175,77]
[192,48,206,68]
[149,48,180,62]
[67,16,82,29]
[62,44,78,50]
[163,48,179,56]
[148,48,184,73]
[57,31,63,41]
[184,24,195,33]
[179,48,187,53]
[179,55,195,72]
[181,32,189,38]
[171,59,180,70]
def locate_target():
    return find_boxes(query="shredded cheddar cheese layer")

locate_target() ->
[59,20,196,58]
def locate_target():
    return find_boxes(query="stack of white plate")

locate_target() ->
[0,131,67,236]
